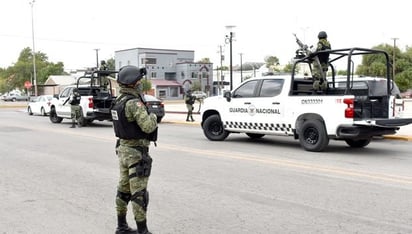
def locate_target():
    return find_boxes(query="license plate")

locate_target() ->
[151,105,158,108]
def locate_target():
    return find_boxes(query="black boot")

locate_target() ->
[136,220,151,234]
[70,122,76,128]
[115,215,136,234]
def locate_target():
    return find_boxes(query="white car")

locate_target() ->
[27,95,53,116]
[192,91,207,99]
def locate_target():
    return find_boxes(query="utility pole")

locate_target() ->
[219,45,224,93]
[240,53,243,82]
[94,48,100,68]
[30,0,37,96]
[225,25,236,90]
[391,38,399,79]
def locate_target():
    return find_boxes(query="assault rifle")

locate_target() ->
[293,33,325,80]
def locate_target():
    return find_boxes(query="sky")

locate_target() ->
[0,0,410,72]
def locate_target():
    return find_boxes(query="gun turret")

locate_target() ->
[293,33,311,58]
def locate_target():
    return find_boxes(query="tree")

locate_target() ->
[198,58,211,63]
[265,56,280,72]
[106,58,115,70]
[142,79,152,93]
[0,47,66,93]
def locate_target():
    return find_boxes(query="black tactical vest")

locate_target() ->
[69,92,81,105]
[111,95,151,140]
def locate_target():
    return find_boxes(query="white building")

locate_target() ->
[115,48,213,99]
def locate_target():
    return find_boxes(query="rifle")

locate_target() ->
[293,33,325,80]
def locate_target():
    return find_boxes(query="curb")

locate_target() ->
[383,135,412,141]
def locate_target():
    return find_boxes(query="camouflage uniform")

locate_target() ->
[312,38,331,91]
[115,87,158,223]
[185,92,196,122]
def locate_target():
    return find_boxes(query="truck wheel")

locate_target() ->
[299,119,329,152]
[246,133,265,139]
[49,107,63,123]
[345,139,371,148]
[202,114,229,141]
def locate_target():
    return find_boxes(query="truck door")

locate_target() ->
[57,87,72,117]
[251,79,287,135]
[221,80,260,132]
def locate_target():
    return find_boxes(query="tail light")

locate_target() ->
[88,97,94,108]
[343,98,354,118]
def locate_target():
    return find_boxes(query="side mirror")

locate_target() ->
[53,94,59,99]
[223,91,231,102]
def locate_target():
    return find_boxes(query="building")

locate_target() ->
[115,48,213,99]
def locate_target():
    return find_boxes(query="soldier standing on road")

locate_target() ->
[185,90,196,122]
[111,65,158,234]
[312,31,331,91]
[63,88,82,128]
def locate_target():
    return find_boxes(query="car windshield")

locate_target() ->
[143,95,158,102]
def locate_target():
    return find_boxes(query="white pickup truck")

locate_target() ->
[201,48,412,151]
[49,70,116,126]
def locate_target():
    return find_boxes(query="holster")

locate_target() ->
[130,146,152,177]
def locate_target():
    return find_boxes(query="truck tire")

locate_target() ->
[202,114,229,141]
[299,119,329,152]
[246,133,265,139]
[344,139,371,148]
[49,107,63,123]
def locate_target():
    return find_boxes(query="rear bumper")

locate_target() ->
[336,124,398,139]
[86,111,112,121]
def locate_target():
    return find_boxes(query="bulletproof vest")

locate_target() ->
[111,95,152,140]
[317,40,331,64]
[69,92,81,105]
[185,95,195,105]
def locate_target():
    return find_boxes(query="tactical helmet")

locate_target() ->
[117,65,146,85]
[73,88,79,93]
[318,31,327,39]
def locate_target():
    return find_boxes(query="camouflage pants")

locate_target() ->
[186,104,194,120]
[70,105,82,123]
[116,145,150,222]
[312,62,328,91]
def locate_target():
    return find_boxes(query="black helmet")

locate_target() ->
[73,88,79,93]
[117,65,147,85]
[318,31,327,39]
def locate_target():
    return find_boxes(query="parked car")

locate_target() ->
[27,95,53,116]
[192,91,207,99]
[143,94,165,123]
[4,93,30,102]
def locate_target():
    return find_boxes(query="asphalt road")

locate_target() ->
[0,108,412,234]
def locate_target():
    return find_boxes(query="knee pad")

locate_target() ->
[117,190,132,203]
[131,189,149,211]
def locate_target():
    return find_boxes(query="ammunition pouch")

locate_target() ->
[129,146,152,178]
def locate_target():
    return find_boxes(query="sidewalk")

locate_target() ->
[163,100,412,141]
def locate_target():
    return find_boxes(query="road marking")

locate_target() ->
[159,144,412,185]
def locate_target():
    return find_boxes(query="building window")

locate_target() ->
[118,61,122,68]
[191,72,197,78]
[142,58,156,64]
[150,72,157,78]
[158,90,166,98]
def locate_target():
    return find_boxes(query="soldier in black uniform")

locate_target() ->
[111,65,158,234]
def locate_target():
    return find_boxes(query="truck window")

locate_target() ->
[233,80,258,98]
[60,88,71,98]
[259,79,284,97]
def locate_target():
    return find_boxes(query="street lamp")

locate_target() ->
[30,0,37,96]
[225,25,235,90]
